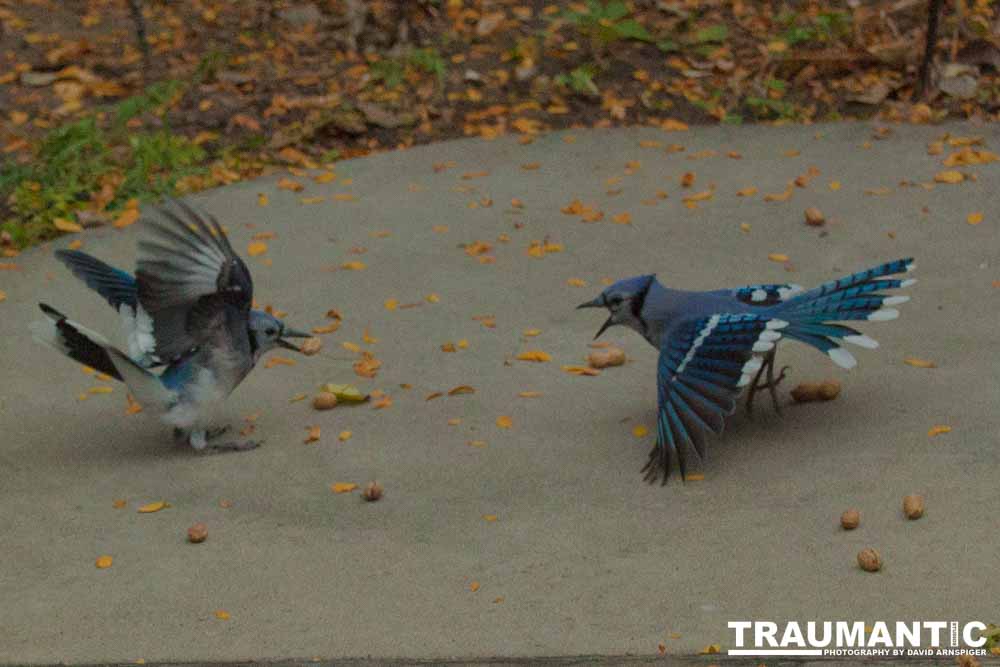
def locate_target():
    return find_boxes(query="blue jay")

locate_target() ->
[31,199,310,452]
[578,258,915,483]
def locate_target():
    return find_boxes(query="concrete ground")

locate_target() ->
[1,122,998,665]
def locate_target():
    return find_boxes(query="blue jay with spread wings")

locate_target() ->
[31,199,310,452]
[578,258,916,483]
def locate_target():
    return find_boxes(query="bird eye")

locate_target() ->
[609,295,624,306]
[266,328,276,336]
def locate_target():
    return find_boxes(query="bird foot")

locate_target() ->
[200,439,262,455]
[745,350,789,418]
[206,425,231,440]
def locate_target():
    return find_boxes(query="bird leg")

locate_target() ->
[744,349,789,417]
[206,425,231,440]
[204,439,262,454]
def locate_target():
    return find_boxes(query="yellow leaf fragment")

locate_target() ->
[247,241,268,257]
[934,170,964,184]
[967,212,984,225]
[736,186,757,197]
[562,365,601,376]
[700,644,721,655]
[496,416,513,429]
[904,357,937,368]
[88,385,113,394]
[566,278,587,287]
[928,425,951,437]
[338,431,352,442]
[214,610,230,620]
[685,472,705,481]
[523,328,541,337]
[829,180,842,191]
[341,261,365,270]
[448,385,475,395]
[632,425,648,438]
[384,298,398,311]
[516,350,551,362]
[304,425,321,444]
[95,555,113,569]
[426,293,440,303]
[264,356,296,369]
[277,177,304,192]
[113,208,140,229]
[467,440,487,448]
[482,514,498,522]
[137,501,170,513]
[331,482,358,494]
[469,581,481,592]
[518,391,542,398]
[54,217,83,233]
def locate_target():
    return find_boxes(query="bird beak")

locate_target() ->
[593,316,614,340]
[576,297,604,310]
[277,326,311,352]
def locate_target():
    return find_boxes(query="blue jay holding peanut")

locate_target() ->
[578,258,915,484]
[31,199,310,452]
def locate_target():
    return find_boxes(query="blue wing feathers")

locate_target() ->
[55,250,138,310]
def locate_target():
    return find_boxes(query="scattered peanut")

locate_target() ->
[840,509,860,530]
[312,392,339,410]
[587,347,626,369]
[903,494,925,520]
[857,548,882,572]
[804,207,825,226]
[790,379,840,402]
[361,481,384,502]
[299,337,323,355]
[187,523,208,543]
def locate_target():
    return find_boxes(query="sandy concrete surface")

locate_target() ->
[0,122,998,665]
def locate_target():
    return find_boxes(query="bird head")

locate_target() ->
[248,310,310,359]
[576,274,656,339]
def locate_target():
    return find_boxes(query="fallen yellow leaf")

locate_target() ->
[685,472,705,481]
[448,385,475,395]
[736,186,757,197]
[304,425,321,444]
[496,416,513,429]
[700,644,721,655]
[264,356,295,368]
[562,365,601,376]
[928,425,952,437]
[934,170,964,184]
[426,293,440,303]
[341,261,366,270]
[829,180,842,191]
[384,298,398,311]
[214,610,230,620]
[467,440,487,448]
[331,482,358,494]
[904,357,937,368]
[967,212,984,225]
[516,350,551,362]
[113,208,140,229]
[137,501,170,514]
[277,177,304,192]
[247,241,268,257]
[523,329,541,337]
[632,425,648,437]
[612,212,632,225]
[338,430,352,442]
[88,385,113,394]
[313,171,336,184]
[95,555,113,569]
[768,253,789,262]
[469,581,481,592]
[518,391,542,398]
[567,278,587,287]
[54,217,83,233]
[257,193,269,206]
[482,514,498,522]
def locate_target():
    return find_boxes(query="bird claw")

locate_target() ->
[201,439,262,454]
[744,350,788,418]
[206,425,231,440]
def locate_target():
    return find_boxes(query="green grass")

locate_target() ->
[0,79,206,247]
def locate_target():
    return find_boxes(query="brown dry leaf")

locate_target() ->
[516,350,551,362]
[764,187,792,202]
[312,321,341,334]
[904,357,937,368]
[928,425,951,437]
[425,391,443,401]
[112,499,126,509]
[680,172,695,188]
[277,178,304,192]
[304,425,321,444]
[448,385,475,395]
[353,352,382,378]
[137,501,170,513]
[562,365,601,376]
[113,208,140,229]
[331,482,358,494]
[247,241,268,257]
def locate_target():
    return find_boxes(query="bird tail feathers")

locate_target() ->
[31,304,172,410]
[771,258,915,368]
